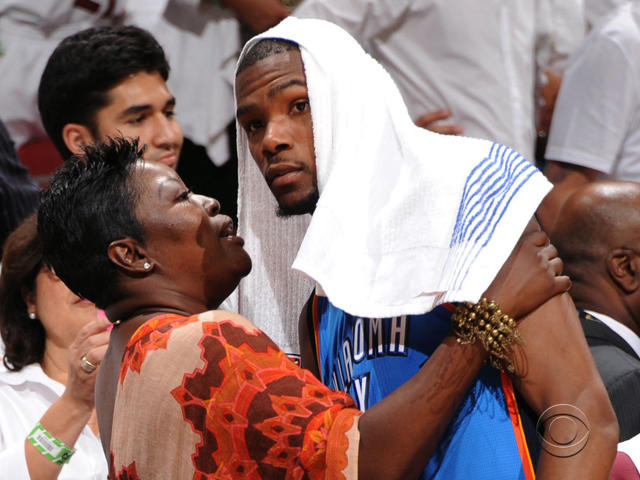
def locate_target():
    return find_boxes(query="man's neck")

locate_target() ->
[572,282,640,337]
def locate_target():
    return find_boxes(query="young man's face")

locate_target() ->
[94,71,183,169]
[235,49,318,215]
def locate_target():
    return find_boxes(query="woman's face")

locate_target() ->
[133,161,252,307]
[27,268,100,347]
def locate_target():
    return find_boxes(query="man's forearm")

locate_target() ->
[357,336,486,480]
[512,293,618,479]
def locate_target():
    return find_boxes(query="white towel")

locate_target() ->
[235,17,552,348]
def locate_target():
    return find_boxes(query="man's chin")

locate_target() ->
[275,190,319,217]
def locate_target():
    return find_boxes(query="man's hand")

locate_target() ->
[415,109,464,135]
[221,0,290,33]
[483,220,570,320]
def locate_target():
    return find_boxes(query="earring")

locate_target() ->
[143,262,151,270]
[28,312,37,320]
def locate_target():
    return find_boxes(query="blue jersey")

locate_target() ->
[311,295,538,480]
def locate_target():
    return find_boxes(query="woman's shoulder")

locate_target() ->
[126,310,262,347]
[0,363,57,390]
[118,310,279,385]
[198,310,261,333]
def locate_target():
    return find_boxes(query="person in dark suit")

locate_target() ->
[0,118,39,257]
[552,181,640,441]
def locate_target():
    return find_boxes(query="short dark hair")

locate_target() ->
[38,26,170,159]
[38,138,146,310]
[236,38,299,75]
[0,214,46,371]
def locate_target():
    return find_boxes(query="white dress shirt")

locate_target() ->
[584,309,640,359]
[0,363,107,479]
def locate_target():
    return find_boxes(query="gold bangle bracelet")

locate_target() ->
[451,298,522,373]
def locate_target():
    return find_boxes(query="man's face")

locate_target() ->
[94,71,183,169]
[235,49,318,215]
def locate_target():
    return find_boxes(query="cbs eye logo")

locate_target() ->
[536,404,590,458]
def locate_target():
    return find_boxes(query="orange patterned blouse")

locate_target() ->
[108,310,361,479]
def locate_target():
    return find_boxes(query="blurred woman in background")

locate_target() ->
[0,213,109,479]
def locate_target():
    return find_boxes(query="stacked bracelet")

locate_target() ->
[27,423,76,465]
[451,298,522,373]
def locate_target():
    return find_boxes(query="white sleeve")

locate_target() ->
[545,34,638,174]
[5,0,123,25]
[294,0,416,51]
[0,435,31,479]
[1,0,75,25]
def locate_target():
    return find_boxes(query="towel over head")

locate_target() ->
[234,17,551,354]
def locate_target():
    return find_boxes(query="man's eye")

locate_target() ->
[129,114,146,125]
[165,110,176,119]
[293,100,309,113]
[246,120,263,134]
[178,189,191,200]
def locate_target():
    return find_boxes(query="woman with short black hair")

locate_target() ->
[37,137,573,479]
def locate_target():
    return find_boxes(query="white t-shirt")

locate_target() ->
[0,364,107,479]
[585,0,628,29]
[295,0,585,163]
[546,2,640,182]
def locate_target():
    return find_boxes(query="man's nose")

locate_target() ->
[262,117,292,157]
[153,114,182,147]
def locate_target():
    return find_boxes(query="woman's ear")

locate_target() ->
[21,284,37,315]
[107,238,154,275]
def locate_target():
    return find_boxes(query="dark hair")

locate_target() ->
[38,138,146,310]
[0,214,46,371]
[38,25,170,159]
[236,38,299,75]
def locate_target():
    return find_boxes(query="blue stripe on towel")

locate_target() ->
[449,143,537,289]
